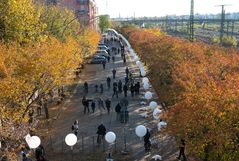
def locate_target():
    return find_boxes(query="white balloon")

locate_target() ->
[142,77,149,83]
[65,133,77,146]
[135,125,147,137]
[144,91,152,100]
[141,70,146,77]
[134,55,139,61]
[153,108,162,119]
[157,121,167,131]
[143,82,150,90]
[149,101,158,109]
[28,136,41,149]
[105,132,116,143]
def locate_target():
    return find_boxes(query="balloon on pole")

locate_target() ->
[65,133,77,147]
[140,69,146,77]
[142,77,149,83]
[135,125,147,137]
[28,136,41,149]
[144,91,153,100]
[149,101,158,110]
[143,82,150,90]
[105,132,116,143]
[153,108,162,120]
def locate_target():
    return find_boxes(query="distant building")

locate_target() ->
[40,0,98,29]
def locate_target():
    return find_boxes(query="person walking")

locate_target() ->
[91,101,96,113]
[97,124,106,144]
[100,84,104,93]
[71,120,79,136]
[112,56,115,63]
[177,139,187,161]
[123,84,128,97]
[107,55,110,62]
[112,69,116,79]
[35,144,46,161]
[84,82,88,94]
[112,85,118,98]
[102,61,106,69]
[115,103,121,121]
[125,67,129,77]
[123,56,126,63]
[130,83,135,97]
[144,129,151,153]
[135,82,140,95]
[95,84,98,92]
[105,99,111,114]
[107,77,111,89]
[82,96,90,114]
[97,97,105,113]
[118,80,122,93]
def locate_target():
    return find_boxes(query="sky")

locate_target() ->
[94,0,239,18]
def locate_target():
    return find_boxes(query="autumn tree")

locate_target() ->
[120,26,239,161]
[0,0,46,43]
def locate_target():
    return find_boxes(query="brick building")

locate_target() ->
[43,0,98,29]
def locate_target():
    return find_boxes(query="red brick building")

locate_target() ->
[42,0,98,29]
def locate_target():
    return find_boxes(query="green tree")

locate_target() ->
[99,15,111,33]
[0,0,46,43]
[40,5,80,41]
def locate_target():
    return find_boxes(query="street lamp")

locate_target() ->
[65,133,77,161]
[105,132,116,161]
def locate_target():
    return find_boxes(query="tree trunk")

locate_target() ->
[44,103,49,119]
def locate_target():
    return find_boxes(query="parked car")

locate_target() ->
[90,55,106,64]
[95,50,109,57]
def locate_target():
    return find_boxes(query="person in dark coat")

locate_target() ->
[105,99,111,114]
[91,101,96,113]
[125,76,129,85]
[107,55,110,62]
[112,56,115,63]
[102,61,106,69]
[35,145,45,160]
[82,96,91,114]
[97,124,106,144]
[115,103,121,121]
[135,82,140,95]
[72,120,79,136]
[95,84,98,92]
[144,129,151,152]
[107,77,111,89]
[112,69,116,79]
[100,84,104,93]
[125,67,129,77]
[84,82,88,94]
[123,84,128,97]
[118,80,122,93]
[177,139,186,161]
[112,85,118,98]
[130,83,135,97]
[123,56,126,63]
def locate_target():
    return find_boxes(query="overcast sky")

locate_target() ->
[95,0,239,18]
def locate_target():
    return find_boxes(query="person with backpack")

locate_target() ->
[107,77,111,89]
[96,124,106,144]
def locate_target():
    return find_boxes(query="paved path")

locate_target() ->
[44,36,178,161]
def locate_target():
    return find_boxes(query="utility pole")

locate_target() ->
[189,0,194,42]
[215,4,231,44]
